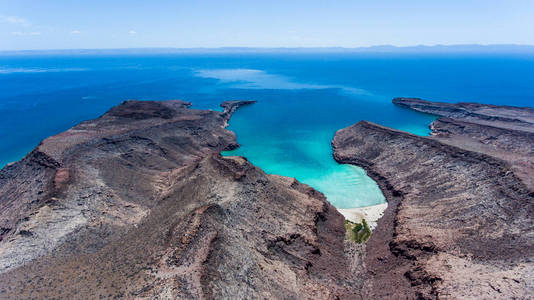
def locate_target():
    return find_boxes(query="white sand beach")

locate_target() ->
[338,203,388,229]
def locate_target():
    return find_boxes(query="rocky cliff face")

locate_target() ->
[333,99,534,299]
[0,100,363,299]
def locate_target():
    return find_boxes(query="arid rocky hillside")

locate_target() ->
[3,96,533,299]
[333,98,534,299]
[0,100,363,299]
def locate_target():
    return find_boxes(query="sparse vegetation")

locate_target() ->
[345,219,372,243]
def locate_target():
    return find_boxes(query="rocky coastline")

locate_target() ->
[0,100,363,299]
[2,96,533,299]
[395,97,534,189]
[333,98,534,299]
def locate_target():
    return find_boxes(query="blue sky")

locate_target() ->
[1,0,533,50]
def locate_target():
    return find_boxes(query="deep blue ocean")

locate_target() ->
[1,53,533,208]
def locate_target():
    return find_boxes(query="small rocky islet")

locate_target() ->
[0,97,533,299]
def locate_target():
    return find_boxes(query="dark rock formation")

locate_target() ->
[0,100,363,299]
[333,99,534,299]
[393,97,534,133]
[395,97,534,189]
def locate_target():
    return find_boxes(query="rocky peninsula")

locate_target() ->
[394,97,534,188]
[0,100,363,299]
[333,98,534,299]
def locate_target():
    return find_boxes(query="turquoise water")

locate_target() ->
[224,104,433,208]
[211,74,435,207]
[1,53,533,208]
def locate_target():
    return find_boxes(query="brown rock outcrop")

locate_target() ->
[0,100,362,299]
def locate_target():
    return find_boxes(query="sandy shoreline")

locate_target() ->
[338,203,388,229]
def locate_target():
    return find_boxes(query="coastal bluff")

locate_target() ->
[333,98,534,299]
[0,100,363,299]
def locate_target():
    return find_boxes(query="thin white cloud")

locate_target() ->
[0,15,31,26]
[11,31,41,36]
[71,30,81,35]
[128,30,137,35]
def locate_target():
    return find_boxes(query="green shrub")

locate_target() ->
[347,219,372,243]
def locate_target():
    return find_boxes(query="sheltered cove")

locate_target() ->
[0,97,533,298]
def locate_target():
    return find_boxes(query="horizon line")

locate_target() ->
[2,43,534,54]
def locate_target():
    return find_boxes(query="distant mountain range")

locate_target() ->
[2,44,534,56]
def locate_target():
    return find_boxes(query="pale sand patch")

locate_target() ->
[338,203,388,229]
